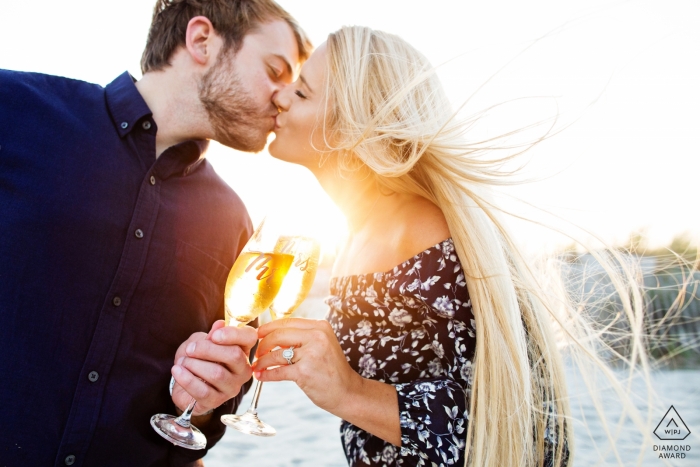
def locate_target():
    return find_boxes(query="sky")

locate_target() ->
[2,0,698,254]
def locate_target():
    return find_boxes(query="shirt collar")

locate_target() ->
[105,72,208,177]
[156,140,210,179]
[105,71,152,138]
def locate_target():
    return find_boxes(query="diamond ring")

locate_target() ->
[282,346,295,365]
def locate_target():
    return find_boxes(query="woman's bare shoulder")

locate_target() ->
[395,196,450,258]
[333,195,451,277]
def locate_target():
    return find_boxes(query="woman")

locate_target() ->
[252,26,570,466]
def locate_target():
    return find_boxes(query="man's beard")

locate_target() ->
[198,52,274,152]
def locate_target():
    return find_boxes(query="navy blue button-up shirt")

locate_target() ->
[0,70,253,466]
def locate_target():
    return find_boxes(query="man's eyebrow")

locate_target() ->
[273,54,294,77]
[299,74,313,93]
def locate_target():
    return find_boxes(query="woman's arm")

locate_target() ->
[337,373,402,446]
[255,318,468,465]
[253,318,401,446]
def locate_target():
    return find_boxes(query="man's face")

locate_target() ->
[199,20,300,152]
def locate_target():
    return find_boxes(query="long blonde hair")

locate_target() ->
[320,25,619,467]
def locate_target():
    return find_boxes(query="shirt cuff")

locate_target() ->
[395,378,468,465]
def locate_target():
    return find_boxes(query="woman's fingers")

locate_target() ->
[257,317,323,338]
[255,327,317,356]
[255,361,296,383]
[254,345,301,372]
[256,319,336,356]
[253,318,359,415]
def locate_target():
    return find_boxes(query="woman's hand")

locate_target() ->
[253,318,361,414]
[255,317,402,445]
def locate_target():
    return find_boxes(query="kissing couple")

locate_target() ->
[0,1,571,466]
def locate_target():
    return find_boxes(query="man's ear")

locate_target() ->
[185,16,217,66]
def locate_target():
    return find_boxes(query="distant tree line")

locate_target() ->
[623,229,698,261]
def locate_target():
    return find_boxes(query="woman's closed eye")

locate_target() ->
[295,90,308,99]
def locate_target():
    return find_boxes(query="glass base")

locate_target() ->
[150,413,207,450]
[221,411,276,437]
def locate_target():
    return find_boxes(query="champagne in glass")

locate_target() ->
[221,235,321,436]
[224,251,294,326]
[269,236,321,320]
[150,219,292,449]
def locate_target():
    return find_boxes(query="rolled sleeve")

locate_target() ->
[396,378,467,466]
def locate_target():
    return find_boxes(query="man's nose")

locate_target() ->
[272,87,290,112]
[272,78,292,97]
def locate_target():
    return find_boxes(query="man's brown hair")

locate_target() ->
[141,0,312,74]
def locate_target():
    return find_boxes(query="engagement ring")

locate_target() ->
[282,346,295,365]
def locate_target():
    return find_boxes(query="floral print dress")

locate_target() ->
[326,238,474,466]
[326,238,568,467]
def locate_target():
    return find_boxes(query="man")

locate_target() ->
[0,1,311,466]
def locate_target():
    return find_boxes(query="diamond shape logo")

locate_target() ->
[654,406,691,440]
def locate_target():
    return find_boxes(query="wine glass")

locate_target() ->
[150,218,294,449]
[221,234,321,436]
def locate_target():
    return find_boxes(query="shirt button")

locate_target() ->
[120,122,128,129]
[142,121,152,130]
[88,371,99,383]
[150,175,156,185]
[135,229,144,239]
[65,455,76,465]
[112,296,122,307]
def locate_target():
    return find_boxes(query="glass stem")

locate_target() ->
[175,397,197,428]
[246,333,265,415]
[247,379,264,415]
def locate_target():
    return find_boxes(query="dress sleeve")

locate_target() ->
[395,377,467,466]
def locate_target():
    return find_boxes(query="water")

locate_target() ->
[203,381,347,467]
[565,368,700,466]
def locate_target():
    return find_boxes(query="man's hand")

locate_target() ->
[171,320,257,418]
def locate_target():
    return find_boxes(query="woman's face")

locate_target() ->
[269,42,330,168]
